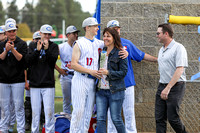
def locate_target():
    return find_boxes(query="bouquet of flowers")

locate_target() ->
[98,50,107,88]
[100,50,107,68]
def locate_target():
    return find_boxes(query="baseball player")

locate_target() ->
[0,21,27,132]
[55,25,80,114]
[26,24,58,132]
[70,17,105,133]
[70,17,128,133]
[106,20,157,133]
[0,25,16,133]
[24,31,45,131]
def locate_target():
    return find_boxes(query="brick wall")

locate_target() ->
[101,0,200,132]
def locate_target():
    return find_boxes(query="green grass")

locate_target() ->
[12,60,64,132]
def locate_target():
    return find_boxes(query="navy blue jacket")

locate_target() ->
[0,36,27,83]
[104,47,128,93]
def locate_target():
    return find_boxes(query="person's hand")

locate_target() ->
[5,41,12,52]
[90,70,101,79]
[43,39,49,50]
[119,47,128,59]
[37,40,42,51]
[10,41,14,51]
[160,88,170,100]
[60,69,68,76]
[98,68,108,75]
[25,82,30,90]
[67,62,72,69]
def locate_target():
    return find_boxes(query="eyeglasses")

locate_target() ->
[156,32,162,35]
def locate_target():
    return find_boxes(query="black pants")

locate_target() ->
[155,82,187,133]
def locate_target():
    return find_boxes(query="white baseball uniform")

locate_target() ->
[59,42,74,114]
[70,37,104,133]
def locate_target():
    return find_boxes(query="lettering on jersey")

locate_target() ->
[40,49,46,58]
[123,46,127,50]
[86,57,93,66]
[4,47,17,56]
[34,48,46,58]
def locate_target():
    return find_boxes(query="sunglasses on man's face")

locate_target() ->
[156,32,162,35]
[7,30,16,33]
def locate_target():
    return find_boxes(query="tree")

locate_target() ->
[6,0,19,23]
[64,0,91,36]
[0,1,5,25]
[21,0,36,32]
[35,0,52,31]
[17,23,33,38]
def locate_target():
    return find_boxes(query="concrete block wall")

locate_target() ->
[101,0,200,132]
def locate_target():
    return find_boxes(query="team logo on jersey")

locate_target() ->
[4,47,17,56]
[98,48,102,53]
[123,46,127,50]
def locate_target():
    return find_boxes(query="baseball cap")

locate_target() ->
[33,31,41,39]
[107,20,120,28]
[5,22,17,31]
[82,17,101,28]
[5,18,16,25]
[0,25,5,33]
[40,24,53,34]
[66,25,80,34]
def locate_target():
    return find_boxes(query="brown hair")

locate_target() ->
[158,23,174,38]
[103,28,122,49]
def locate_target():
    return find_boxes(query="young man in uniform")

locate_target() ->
[26,24,58,132]
[70,17,104,133]
[155,23,188,133]
[106,20,157,133]
[55,25,80,115]
[24,31,45,131]
[70,17,128,133]
[0,21,27,133]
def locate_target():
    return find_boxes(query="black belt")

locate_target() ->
[81,73,96,79]
[68,71,74,75]
[160,81,185,86]
[63,69,74,75]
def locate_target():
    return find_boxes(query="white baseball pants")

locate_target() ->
[0,83,25,133]
[60,75,73,114]
[30,88,55,133]
[70,74,95,133]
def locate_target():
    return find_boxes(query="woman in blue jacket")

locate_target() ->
[96,28,128,133]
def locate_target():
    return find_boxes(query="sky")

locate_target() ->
[1,0,97,14]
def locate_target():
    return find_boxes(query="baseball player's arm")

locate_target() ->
[24,70,30,90]
[71,43,100,78]
[143,53,157,62]
[161,66,184,100]
[0,49,8,60]
[11,47,23,61]
[0,42,13,60]
[55,64,68,76]
[11,41,27,61]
